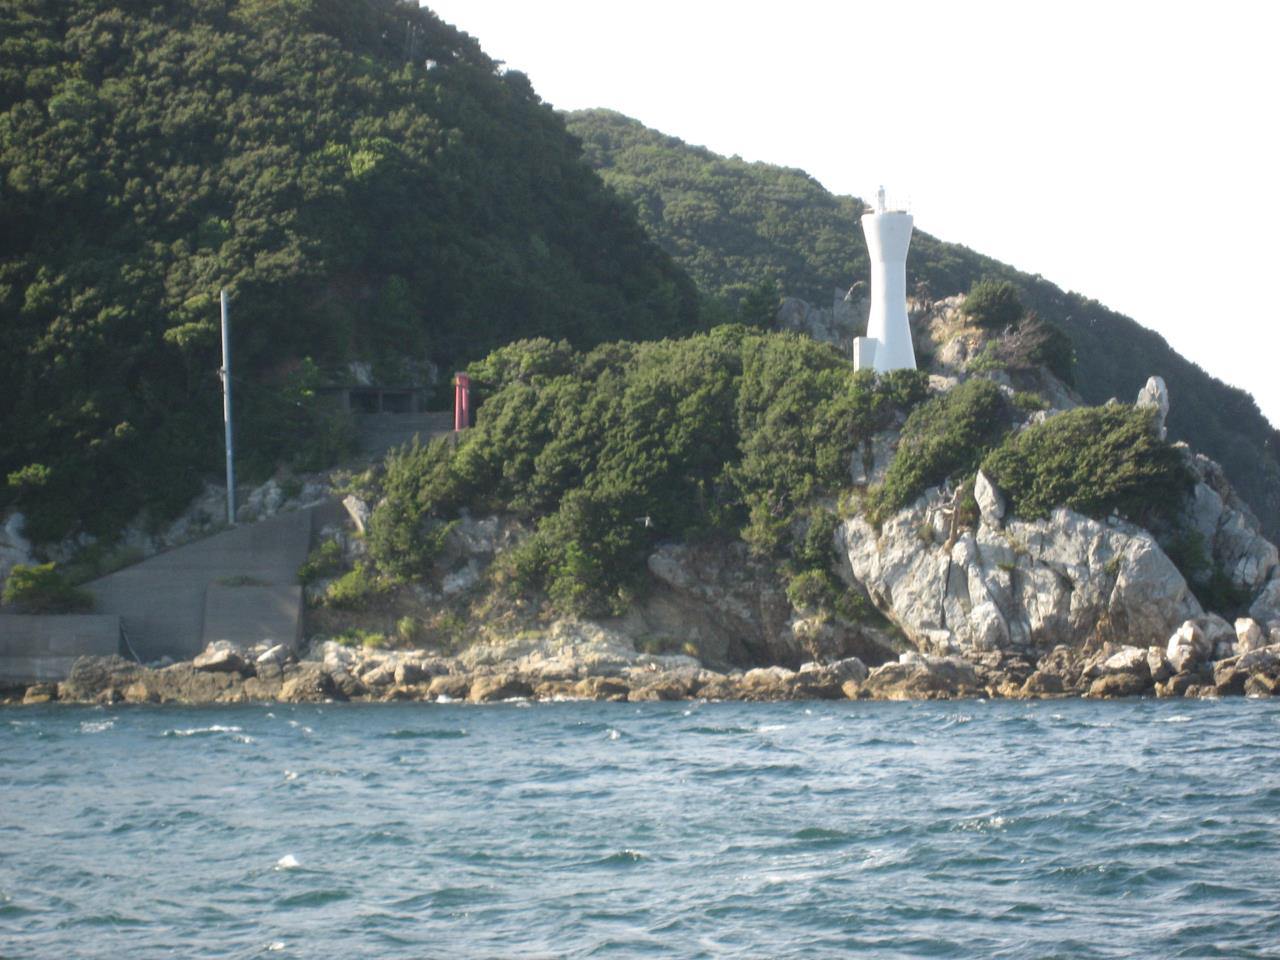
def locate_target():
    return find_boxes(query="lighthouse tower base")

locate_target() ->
[853,337,878,371]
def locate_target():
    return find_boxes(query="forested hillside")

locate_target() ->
[0,1,697,542]
[565,109,1280,537]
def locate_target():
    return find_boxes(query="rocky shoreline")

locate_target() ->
[10,613,1280,707]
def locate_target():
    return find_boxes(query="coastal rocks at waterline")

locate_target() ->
[23,615,1280,706]
[617,541,897,669]
[839,496,1202,659]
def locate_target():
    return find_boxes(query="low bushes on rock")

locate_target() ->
[961,279,1024,329]
[980,403,1194,525]
[866,378,1011,523]
[323,563,389,611]
[365,331,929,617]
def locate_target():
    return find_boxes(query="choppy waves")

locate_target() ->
[3,699,1280,957]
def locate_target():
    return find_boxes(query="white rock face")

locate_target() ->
[974,470,1006,525]
[441,564,480,596]
[1235,618,1266,653]
[1100,645,1149,676]
[850,430,901,487]
[1249,576,1280,626]
[1147,646,1173,683]
[1183,453,1279,609]
[458,620,640,680]
[1135,376,1170,439]
[193,640,246,673]
[1166,620,1209,673]
[775,294,868,356]
[318,639,358,675]
[342,495,371,535]
[257,643,290,665]
[838,493,1202,657]
[237,479,285,524]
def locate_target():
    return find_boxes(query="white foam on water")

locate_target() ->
[164,725,243,737]
[436,694,456,703]
[267,941,286,952]
[283,770,299,781]
[287,720,299,728]
[1157,714,1192,723]
[607,728,621,740]
[857,848,903,870]
[80,719,115,734]
[275,854,300,870]
[756,724,787,733]
[955,814,1009,833]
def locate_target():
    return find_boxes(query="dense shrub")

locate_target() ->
[0,2,699,544]
[962,279,1024,329]
[785,569,835,612]
[323,563,390,610]
[1,563,93,613]
[365,331,929,616]
[867,379,1011,522]
[980,404,1194,525]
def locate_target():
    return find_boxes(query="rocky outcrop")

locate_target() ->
[1135,376,1170,440]
[1184,452,1278,597]
[974,470,1006,524]
[192,641,247,674]
[608,541,895,669]
[776,293,868,355]
[839,492,1201,659]
[850,428,901,487]
[853,653,984,700]
[342,495,371,535]
[619,541,794,666]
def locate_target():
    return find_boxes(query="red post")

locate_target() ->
[454,372,471,431]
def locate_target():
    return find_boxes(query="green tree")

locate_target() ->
[961,278,1024,329]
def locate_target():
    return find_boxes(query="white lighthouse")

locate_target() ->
[853,187,915,373]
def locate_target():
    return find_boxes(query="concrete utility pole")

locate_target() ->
[219,288,236,525]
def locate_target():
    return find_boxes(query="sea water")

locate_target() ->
[3,699,1279,958]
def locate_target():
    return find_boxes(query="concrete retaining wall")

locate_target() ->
[0,615,122,684]
[201,583,303,649]
[86,505,321,662]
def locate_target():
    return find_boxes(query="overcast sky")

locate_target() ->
[424,0,1280,427]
